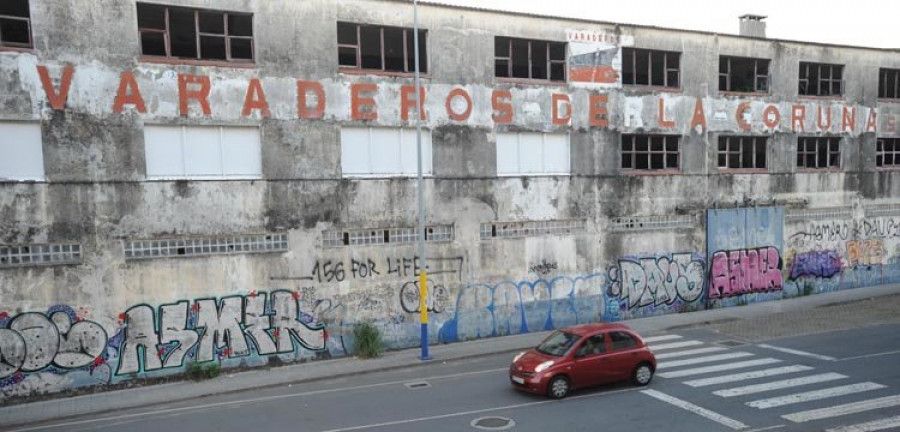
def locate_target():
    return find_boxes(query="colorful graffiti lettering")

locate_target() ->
[607,253,706,310]
[847,239,884,267]
[789,250,843,280]
[709,247,784,298]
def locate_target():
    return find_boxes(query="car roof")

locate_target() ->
[561,322,632,336]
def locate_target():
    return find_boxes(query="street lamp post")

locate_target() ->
[412,0,431,361]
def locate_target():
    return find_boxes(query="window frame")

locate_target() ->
[494,36,567,83]
[136,3,255,64]
[798,62,844,97]
[878,68,900,100]
[719,56,770,94]
[0,0,33,49]
[717,135,768,172]
[876,138,900,170]
[337,22,427,75]
[620,134,681,173]
[0,121,44,181]
[495,132,571,176]
[796,136,841,170]
[622,48,681,89]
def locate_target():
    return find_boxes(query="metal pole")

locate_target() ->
[413,0,431,361]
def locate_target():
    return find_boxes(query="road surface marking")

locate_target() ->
[744,426,786,432]
[684,365,815,387]
[641,389,748,430]
[658,358,782,378]
[316,387,639,432]
[757,344,836,361]
[5,367,511,432]
[839,350,900,361]
[825,414,900,432]
[656,347,727,360]
[714,373,847,397]
[657,352,754,369]
[650,340,705,351]
[782,394,900,423]
[747,382,886,409]
[644,334,683,343]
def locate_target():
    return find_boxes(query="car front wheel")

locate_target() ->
[547,376,570,399]
[633,363,653,386]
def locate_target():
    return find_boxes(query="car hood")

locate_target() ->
[513,349,558,372]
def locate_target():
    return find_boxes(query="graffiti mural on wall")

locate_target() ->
[789,250,843,280]
[0,291,326,397]
[606,253,706,312]
[709,247,784,299]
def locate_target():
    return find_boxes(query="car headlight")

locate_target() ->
[513,352,525,363]
[535,360,555,373]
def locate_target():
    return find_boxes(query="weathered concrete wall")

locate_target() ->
[1,0,900,400]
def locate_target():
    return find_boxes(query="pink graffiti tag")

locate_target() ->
[709,247,783,299]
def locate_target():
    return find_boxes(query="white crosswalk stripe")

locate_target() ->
[655,347,728,360]
[825,414,900,432]
[643,334,683,343]
[746,382,886,409]
[658,358,782,378]
[657,352,754,369]
[782,394,900,423]
[713,373,847,397]
[650,340,705,351]
[683,365,815,387]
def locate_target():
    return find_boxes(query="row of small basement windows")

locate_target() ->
[3,122,900,181]
[3,1,900,98]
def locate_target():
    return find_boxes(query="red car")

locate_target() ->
[509,323,657,398]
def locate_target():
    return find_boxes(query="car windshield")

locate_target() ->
[535,331,580,356]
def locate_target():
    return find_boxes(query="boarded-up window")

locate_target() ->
[496,132,570,175]
[341,127,432,176]
[0,122,43,180]
[144,125,262,179]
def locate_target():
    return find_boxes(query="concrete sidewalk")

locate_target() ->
[3,283,899,428]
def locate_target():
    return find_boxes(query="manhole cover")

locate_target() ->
[471,416,516,430]
[716,340,747,347]
[403,381,431,389]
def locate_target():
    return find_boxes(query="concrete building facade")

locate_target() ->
[1,0,899,400]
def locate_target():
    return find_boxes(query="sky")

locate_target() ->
[421,0,899,49]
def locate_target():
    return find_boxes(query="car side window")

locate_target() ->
[576,334,606,357]
[609,331,637,351]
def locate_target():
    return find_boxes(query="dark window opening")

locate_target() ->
[799,62,843,96]
[337,22,427,73]
[879,68,900,99]
[717,136,767,170]
[719,56,769,93]
[622,48,680,88]
[136,3,254,62]
[797,137,841,169]
[494,36,566,82]
[0,0,32,48]
[877,138,900,168]
[609,332,637,350]
[621,134,680,171]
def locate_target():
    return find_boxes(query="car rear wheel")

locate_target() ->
[633,362,653,386]
[547,376,570,399]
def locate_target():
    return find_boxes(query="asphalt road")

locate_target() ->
[8,323,900,432]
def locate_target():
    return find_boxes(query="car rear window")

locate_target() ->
[609,331,638,350]
[536,331,580,356]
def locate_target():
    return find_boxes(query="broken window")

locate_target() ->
[0,0,32,48]
[494,37,566,82]
[798,62,843,96]
[719,56,769,93]
[136,3,254,62]
[797,137,841,169]
[622,48,680,88]
[621,134,680,171]
[717,136,767,170]
[877,138,900,168]
[337,22,427,73]
[879,68,900,99]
